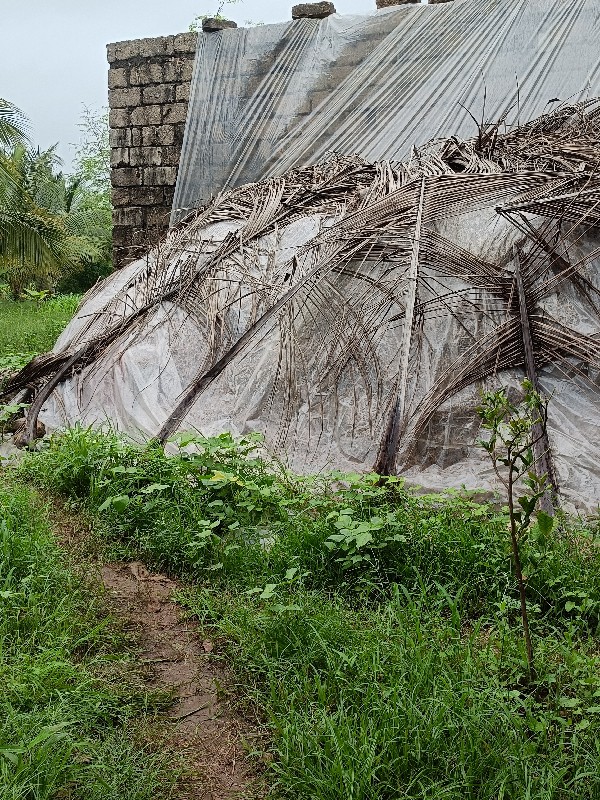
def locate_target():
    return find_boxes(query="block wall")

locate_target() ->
[107,33,197,268]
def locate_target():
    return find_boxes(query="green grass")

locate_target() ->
[0,295,80,369]
[17,426,600,799]
[0,479,178,800]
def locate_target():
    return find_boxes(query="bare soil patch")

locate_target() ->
[49,500,262,800]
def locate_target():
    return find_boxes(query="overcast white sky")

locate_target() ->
[1,0,375,171]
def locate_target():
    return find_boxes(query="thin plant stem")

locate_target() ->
[507,463,534,678]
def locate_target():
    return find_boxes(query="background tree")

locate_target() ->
[0,100,112,297]
[0,98,28,152]
[0,103,72,299]
[57,107,112,293]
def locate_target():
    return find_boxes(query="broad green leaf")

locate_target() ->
[140,483,169,494]
[172,432,202,447]
[559,697,580,708]
[536,510,554,536]
[98,494,130,513]
[518,496,536,514]
[354,531,373,548]
[111,495,130,512]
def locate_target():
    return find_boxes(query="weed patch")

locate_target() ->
[17,427,600,798]
[0,480,177,800]
[0,295,80,369]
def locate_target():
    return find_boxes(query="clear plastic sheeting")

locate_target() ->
[2,94,598,511]
[173,0,600,220]
[23,102,600,512]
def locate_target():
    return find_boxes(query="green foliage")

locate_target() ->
[73,106,110,199]
[17,426,600,798]
[0,353,33,376]
[0,100,112,297]
[19,427,600,630]
[0,99,28,197]
[0,403,28,427]
[0,481,177,799]
[478,379,552,526]
[478,380,554,674]
[178,586,600,799]
[0,98,28,150]
[0,294,80,370]
[59,107,113,294]
[0,144,74,297]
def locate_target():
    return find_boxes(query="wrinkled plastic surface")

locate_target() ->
[38,1,600,511]
[173,0,600,219]
[43,171,600,512]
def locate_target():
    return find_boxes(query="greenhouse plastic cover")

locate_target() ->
[173,0,600,220]
[42,173,600,513]
[32,0,600,511]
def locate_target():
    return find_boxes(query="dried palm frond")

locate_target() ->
[5,101,600,508]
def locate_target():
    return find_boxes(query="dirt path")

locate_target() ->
[53,507,261,800]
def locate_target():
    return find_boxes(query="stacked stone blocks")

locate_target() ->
[107,32,197,267]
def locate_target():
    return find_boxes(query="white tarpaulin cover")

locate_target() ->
[20,135,600,512]
[4,1,600,511]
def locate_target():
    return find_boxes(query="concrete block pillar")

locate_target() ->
[107,32,197,268]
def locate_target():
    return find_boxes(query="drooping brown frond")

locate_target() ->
[5,102,600,510]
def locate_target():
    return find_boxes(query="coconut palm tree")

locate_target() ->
[0,100,111,297]
[0,98,28,150]
[0,100,70,294]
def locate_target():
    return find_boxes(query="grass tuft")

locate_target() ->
[16,426,600,798]
[0,295,80,371]
[0,480,178,800]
